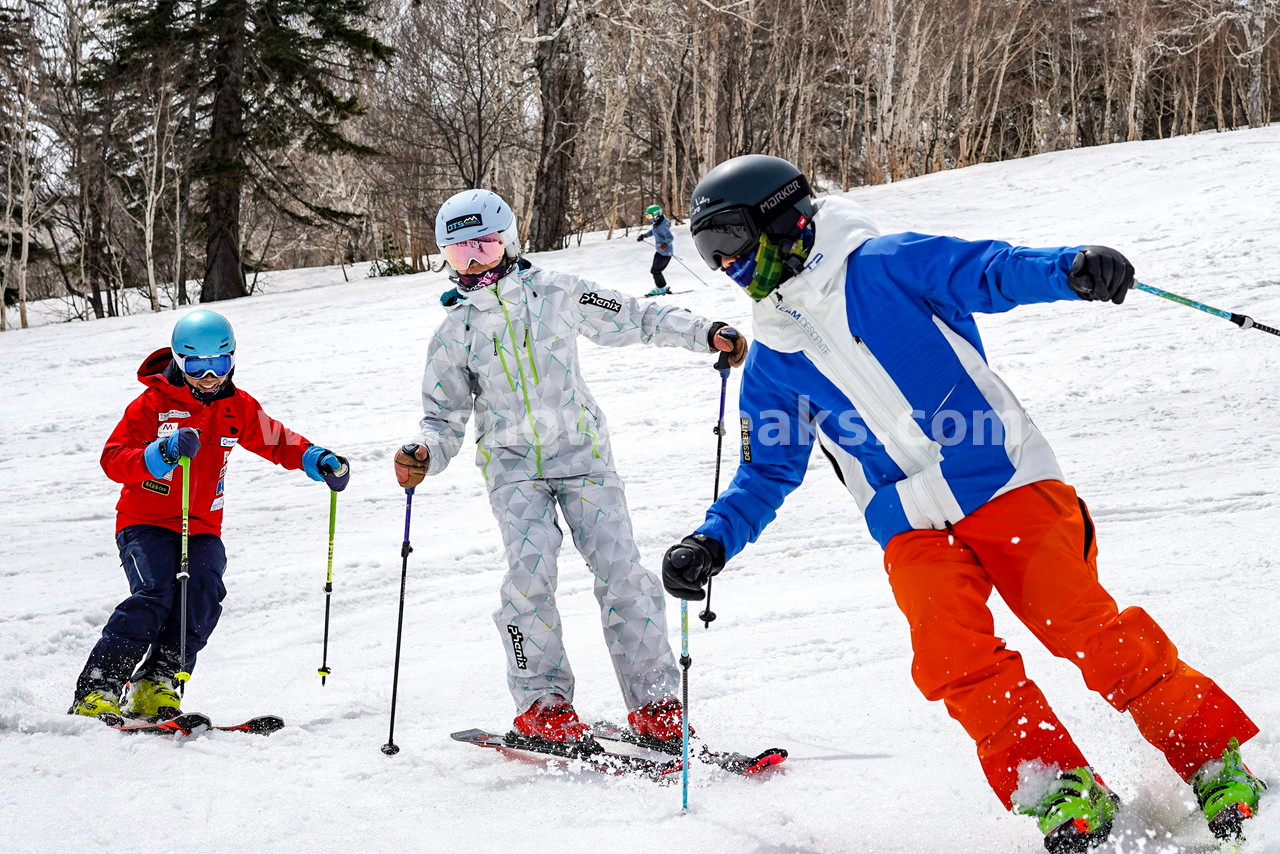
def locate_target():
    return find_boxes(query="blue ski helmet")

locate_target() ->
[434,189,521,260]
[172,310,236,359]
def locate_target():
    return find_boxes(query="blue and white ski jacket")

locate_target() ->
[696,196,1087,557]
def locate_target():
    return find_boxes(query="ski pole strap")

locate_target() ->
[1136,282,1280,337]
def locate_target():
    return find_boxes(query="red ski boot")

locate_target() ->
[512,695,591,743]
[628,698,691,743]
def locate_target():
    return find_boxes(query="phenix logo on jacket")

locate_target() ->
[698,195,1086,555]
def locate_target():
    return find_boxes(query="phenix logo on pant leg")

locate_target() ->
[507,625,529,669]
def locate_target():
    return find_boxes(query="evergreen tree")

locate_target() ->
[109,0,392,302]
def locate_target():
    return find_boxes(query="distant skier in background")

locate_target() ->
[636,203,674,296]
[70,311,350,723]
[395,189,747,748]
[662,155,1267,852]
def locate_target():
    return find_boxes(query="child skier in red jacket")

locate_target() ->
[70,310,350,723]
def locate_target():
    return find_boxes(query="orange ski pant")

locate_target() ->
[883,480,1257,809]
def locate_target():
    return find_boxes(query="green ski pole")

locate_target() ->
[175,456,192,693]
[318,489,338,685]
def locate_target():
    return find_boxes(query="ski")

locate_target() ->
[106,712,211,735]
[589,719,787,776]
[451,728,682,781]
[102,712,283,736]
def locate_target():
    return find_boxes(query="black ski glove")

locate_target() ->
[662,534,726,600]
[1068,246,1134,304]
[636,234,645,242]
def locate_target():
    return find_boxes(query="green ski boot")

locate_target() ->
[123,676,182,721]
[68,689,122,722]
[1192,738,1267,842]
[1017,767,1120,853]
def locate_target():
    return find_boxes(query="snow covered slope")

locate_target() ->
[2,126,1279,854]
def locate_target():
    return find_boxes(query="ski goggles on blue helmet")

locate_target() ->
[175,352,234,379]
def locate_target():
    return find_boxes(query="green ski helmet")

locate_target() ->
[644,204,662,220]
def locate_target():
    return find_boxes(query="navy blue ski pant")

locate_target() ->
[75,524,226,698]
[650,253,671,288]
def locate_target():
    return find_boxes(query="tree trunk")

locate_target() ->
[202,0,248,302]
[528,0,585,252]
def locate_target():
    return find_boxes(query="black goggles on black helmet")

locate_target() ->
[691,207,760,270]
[691,173,814,270]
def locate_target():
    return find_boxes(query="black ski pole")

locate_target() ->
[699,335,735,628]
[382,485,415,756]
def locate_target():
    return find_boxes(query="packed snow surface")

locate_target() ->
[3,127,1280,854]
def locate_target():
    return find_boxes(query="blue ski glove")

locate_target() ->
[144,427,200,479]
[1068,246,1134,304]
[662,534,726,600]
[303,446,350,492]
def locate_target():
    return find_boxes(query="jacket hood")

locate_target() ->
[137,347,236,402]
[775,195,881,297]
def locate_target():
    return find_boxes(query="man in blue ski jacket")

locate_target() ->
[660,154,1265,853]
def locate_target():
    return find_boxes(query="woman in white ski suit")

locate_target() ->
[401,190,746,736]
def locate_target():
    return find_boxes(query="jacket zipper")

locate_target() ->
[496,294,543,476]
[776,295,951,526]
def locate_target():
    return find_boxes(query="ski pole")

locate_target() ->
[679,598,691,811]
[175,456,192,694]
[699,337,735,628]
[382,486,415,756]
[638,237,713,287]
[318,488,338,685]
[678,331,739,812]
[1136,282,1280,337]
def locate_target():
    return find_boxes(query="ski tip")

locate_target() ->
[741,749,788,775]
[221,715,284,735]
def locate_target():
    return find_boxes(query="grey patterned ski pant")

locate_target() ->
[488,472,679,714]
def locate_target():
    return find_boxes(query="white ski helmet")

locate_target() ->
[434,189,521,260]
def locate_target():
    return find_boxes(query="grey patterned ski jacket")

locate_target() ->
[416,263,717,488]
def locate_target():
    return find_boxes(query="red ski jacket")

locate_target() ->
[102,348,314,537]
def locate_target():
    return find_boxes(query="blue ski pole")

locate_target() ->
[1136,282,1280,337]
[679,329,740,810]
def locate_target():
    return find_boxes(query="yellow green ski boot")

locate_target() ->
[68,689,123,723]
[1017,766,1120,853]
[123,677,182,721]
[1192,738,1267,842]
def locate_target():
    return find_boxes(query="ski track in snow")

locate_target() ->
[3,127,1280,853]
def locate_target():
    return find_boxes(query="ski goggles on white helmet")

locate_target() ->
[175,352,234,378]
[441,233,506,272]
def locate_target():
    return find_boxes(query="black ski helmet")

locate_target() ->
[689,155,815,270]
